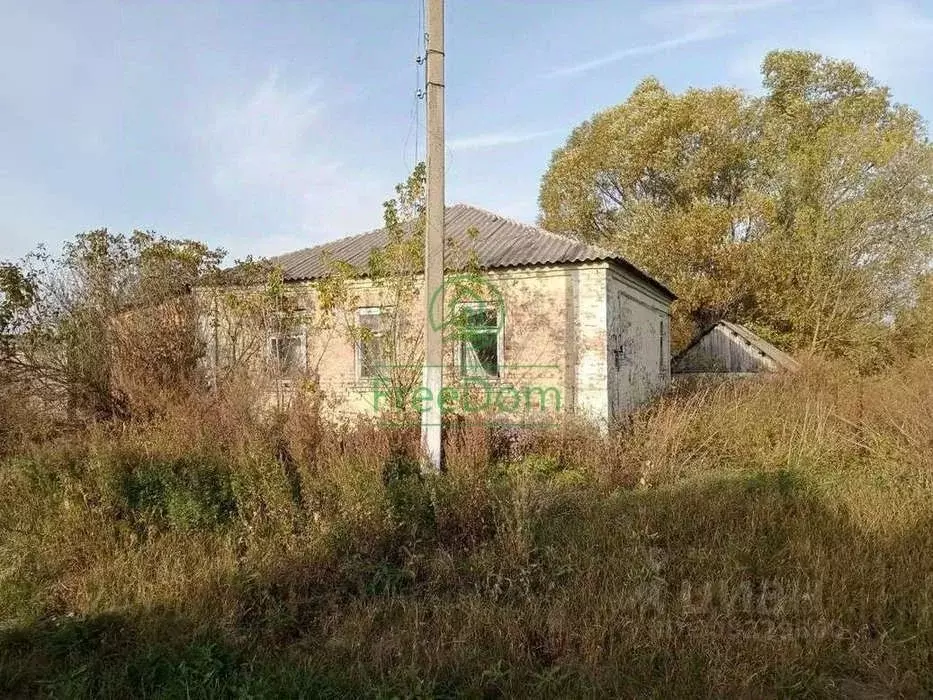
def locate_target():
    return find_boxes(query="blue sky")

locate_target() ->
[2,0,931,262]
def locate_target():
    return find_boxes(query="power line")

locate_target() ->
[402,0,427,173]
[416,0,425,165]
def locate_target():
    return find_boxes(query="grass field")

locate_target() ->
[2,358,933,697]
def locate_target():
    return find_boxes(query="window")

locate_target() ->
[455,302,501,378]
[356,307,387,379]
[270,333,305,376]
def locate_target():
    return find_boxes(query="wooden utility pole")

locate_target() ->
[422,0,445,471]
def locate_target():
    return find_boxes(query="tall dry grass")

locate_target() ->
[2,357,933,697]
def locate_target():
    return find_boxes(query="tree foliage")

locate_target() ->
[318,162,429,411]
[540,50,933,362]
[318,161,487,417]
[893,273,933,357]
[1,230,227,419]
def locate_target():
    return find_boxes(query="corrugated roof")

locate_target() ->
[674,320,800,372]
[269,204,676,300]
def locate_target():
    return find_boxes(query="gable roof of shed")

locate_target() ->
[674,320,800,372]
[270,204,676,300]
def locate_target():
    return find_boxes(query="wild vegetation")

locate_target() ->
[2,223,933,696]
[540,50,933,362]
[2,357,933,697]
[2,49,933,697]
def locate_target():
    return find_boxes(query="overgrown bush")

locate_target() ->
[3,357,933,696]
[112,456,237,531]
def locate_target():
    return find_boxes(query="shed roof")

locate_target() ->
[269,204,676,300]
[674,321,800,373]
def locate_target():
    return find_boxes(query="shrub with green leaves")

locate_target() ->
[113,457,237,530]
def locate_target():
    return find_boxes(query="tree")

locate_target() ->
[893,273,933,358]
[319,162,485,418]
[0,261,39,359]
[319,162,429,416]
[751,51,933,363]
[539,77,761,348]
[1,230,226,419]
[539,51,933,361]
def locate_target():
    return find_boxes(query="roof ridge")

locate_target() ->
[272,205,478,263]
[449,202,542,236]
[274,203,612,264]
[261,202,675,300]
[449,202,615,258]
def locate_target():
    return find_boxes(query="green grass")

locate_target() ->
[2,359,933,697]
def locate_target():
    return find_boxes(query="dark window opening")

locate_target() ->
[456,303,500,378]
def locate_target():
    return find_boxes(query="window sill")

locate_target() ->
[455,375,504,385]
[347,376,505,392]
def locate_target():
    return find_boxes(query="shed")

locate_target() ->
[672,321,799,375]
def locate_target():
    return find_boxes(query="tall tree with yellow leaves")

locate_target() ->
[540,51,933,363]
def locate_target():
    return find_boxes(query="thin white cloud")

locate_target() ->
[202,69,387,255]
[208,69,329,198]
[446,129,559,152]
[546,25,727,78]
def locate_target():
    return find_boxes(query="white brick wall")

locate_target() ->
[198,261,672,424]
[570,266,610,423]
[606,266,672,420]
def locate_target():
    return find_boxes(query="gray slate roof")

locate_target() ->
[270,204,675,300]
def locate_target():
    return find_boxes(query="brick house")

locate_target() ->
[202,205,676,425]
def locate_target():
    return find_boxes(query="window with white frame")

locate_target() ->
[269,331,306,377]
[455,302,501,378]
[356,307,388,379]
